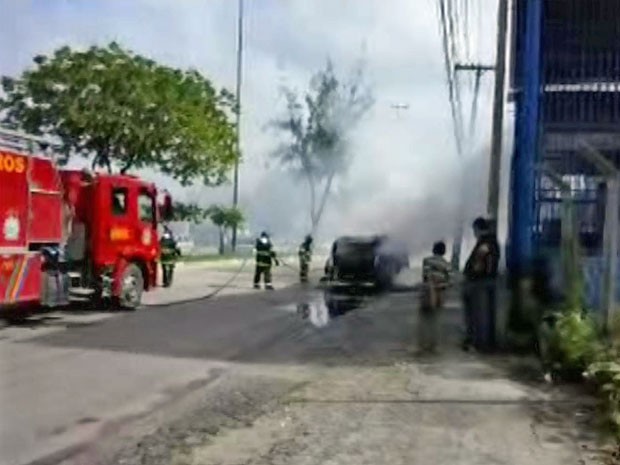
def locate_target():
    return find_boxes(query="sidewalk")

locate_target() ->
[208,359,603,465]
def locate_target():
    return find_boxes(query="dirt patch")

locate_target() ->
[107,373,307,465]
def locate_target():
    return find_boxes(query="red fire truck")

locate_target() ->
[0,128,173,317]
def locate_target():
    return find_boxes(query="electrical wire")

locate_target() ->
[437,0,465,158]
[436,0,489,268]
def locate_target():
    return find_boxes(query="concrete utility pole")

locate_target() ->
[231,0,244,252]
[487,0,510,222]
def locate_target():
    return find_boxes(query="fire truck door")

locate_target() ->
[105,186,134,254]
[137,188,157,251]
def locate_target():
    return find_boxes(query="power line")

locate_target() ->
[437,0,465,158]
[436,0,492,269]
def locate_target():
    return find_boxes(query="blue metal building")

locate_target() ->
[508,0,620,309]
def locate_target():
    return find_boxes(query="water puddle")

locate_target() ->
[282,288,375,328]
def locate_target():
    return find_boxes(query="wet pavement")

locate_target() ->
[25,281,416,366]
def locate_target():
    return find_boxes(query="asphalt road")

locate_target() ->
[0,270,424,465]
[34,285,420,366]
[0,267,606,465]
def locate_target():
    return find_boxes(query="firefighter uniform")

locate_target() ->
[160,228,181,288]
[254,232,278,290]
[298,235,313,283]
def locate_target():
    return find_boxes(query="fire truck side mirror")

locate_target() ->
[159,193,174,222]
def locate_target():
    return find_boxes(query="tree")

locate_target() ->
[0,42,237,186]
[206,205,245,255]
[270,59,374,233]
[171,202,209,224]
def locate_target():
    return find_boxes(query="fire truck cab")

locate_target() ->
[0,128,173,316]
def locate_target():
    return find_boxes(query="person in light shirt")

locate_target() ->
[418,241,451,354]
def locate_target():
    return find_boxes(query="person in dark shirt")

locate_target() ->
[462,217,500,352]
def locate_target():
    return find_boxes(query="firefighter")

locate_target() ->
[418,241,451,353]
[298,235,313,283]
[462,217,500,352]
[160,225,181,288]
[254,231,279,290]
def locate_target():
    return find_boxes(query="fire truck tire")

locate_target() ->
[117,263,144,310]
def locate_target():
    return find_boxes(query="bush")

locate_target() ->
[586,358,620,432]
[585,316,620,433]
[541,308,601,381]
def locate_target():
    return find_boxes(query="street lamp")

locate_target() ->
[390,103,410,119]
[231,0,244,251]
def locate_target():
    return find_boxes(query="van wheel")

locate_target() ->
[117,264,144,310]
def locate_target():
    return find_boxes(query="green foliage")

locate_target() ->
[270,59,374,232]
[545,310,601,375]
[585,316,620,433]
[206,205,245,255]
[1,42,237,185]
[171,202,244,229]
[206,205,245,229]
[534,192,620,436]
[172,202,209,224]
[538,189,596,376]
[587,358,620,432]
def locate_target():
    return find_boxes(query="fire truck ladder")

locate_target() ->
[0,127,58,155]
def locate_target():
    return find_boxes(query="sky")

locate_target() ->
[1,0,508,254]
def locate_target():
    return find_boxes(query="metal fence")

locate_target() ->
[509,0,620,309]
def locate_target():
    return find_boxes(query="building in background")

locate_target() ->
[509,0,620,309]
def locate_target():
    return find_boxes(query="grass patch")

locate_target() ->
[178,253,245,263]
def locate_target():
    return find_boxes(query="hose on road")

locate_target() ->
[148,256,326,309]
[278,257,325,274]
[147,257,251,308]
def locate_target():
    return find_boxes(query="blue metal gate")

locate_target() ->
[509,0,620,310]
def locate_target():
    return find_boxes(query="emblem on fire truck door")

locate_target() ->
[3,215,20,241]
[141,229,152,246]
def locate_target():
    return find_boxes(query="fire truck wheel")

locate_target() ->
[117,263,144,310]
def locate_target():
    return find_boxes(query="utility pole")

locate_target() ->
[487,0,510,225]
[231,0,244,252]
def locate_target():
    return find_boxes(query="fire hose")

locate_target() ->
[149,255,326,309]
[278,257,326,274]
[147,257,251,308]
